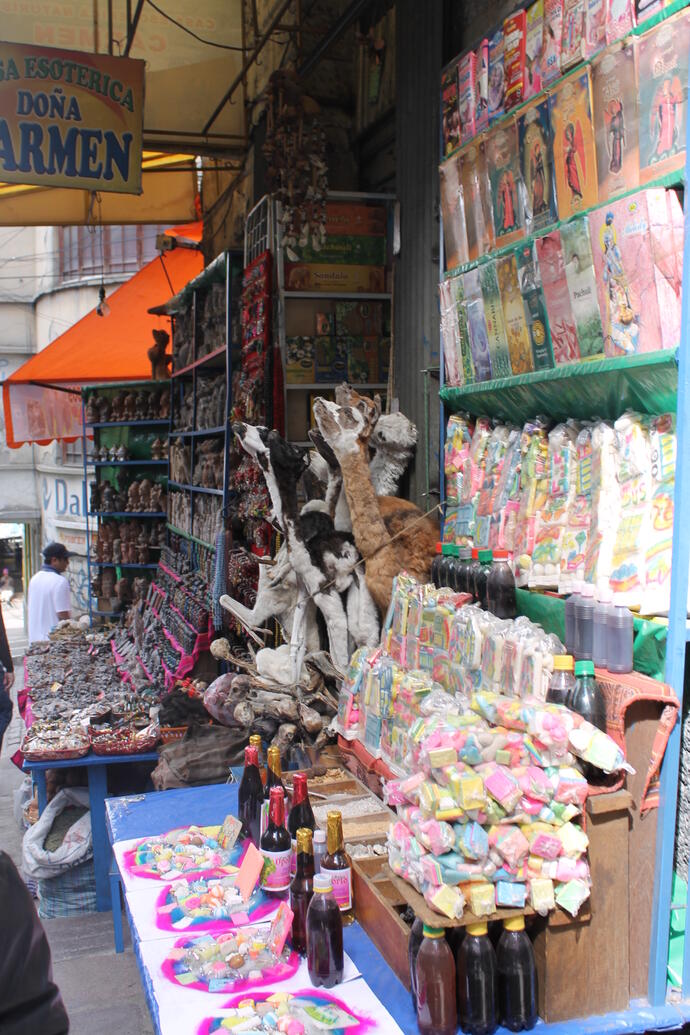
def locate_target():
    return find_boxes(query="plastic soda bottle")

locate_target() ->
[564,581,582,655]
[569,660,607,784]
[496,916,538,1031]
[456,921,497,1035]
[606,593,633,674]
[408,916,425,1009]
[546,655,576,705]
[474,549,494,609]
[416,924,457,1035]
[289,827,314,955]
[313,828,327,872]
[487,549,517,619]
[431,543,443,587]
[306,873,344,987]
[574,582,595,660]
[593,587,613,669]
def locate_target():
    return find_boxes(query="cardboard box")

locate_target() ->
[284,263,385,294]
[335,300,384,337]
[560,218,605,359]
[475,39,489,134]
[458,50,477,144]
[287,234,386,266]
[323,202,386,238]
[504,10,527,110]
[441,58,461,155]
[315,336,347,382]
[488,26,505,122]
[536,230,581,364]
[286,336,315,384]
[346,338,379,384]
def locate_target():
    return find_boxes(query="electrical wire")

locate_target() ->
[143,0,244,51]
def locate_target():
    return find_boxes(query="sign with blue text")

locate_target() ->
[0,42,144,193]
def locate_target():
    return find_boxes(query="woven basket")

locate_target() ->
[89,724,159,756]
[160,725,188,744]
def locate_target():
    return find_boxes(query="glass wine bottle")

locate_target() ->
[260,786,292,893]
[237,745,263,848]
[321,810,354,923]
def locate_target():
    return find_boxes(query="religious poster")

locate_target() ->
[591,40,639,201]
[517,97,558,233]
[636,10,690,184]
[549,69,599,219]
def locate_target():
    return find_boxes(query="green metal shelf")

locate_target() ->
[167,523,216,551]
[440,350,678,424]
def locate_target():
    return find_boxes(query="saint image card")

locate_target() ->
[585,0,606,57]
[605,0,635,45]
[536,230,581,364]
[517,98,558,233]
[588,191,663,355]
[463,268,493,380]
[441,58,461,156]
[592,40,639,201]
[560,218,606,359]
[525,0,545,99]
[480,261,513,378]
[635,0,663,27]
[476,38,490,134]
[439,153,469,270]
[543,0,564,84]
[549,69,599,219]
[458,50,478,144]
[648,188,683,351]
[486,121,526,247]
[636,11,690,184]
[504,10,527,111]
[488,26,506,122]
[440,278,462,385]
[497,253,536,374]
[459,138,495,260]
[516,240,555,370]
[560,0,586,70]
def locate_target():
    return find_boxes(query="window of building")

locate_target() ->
[58,225,165,282]
[61,436,95,467]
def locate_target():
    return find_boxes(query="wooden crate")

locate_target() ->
[533,790,632,1022]
[352,856,412,990]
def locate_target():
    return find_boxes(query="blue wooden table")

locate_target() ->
[24,750,158,911]
[105,783,690,1035]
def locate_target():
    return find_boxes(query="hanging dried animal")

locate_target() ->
[262,70,328,258]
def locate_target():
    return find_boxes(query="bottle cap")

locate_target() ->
[313,873,333,893]
[478,549,493,563]
[249,734,262,748]
[291,772,308,802]
[422,924,445,938]
[581,583,594,598]
[572,580,583,595]
[466,922,488,936]
[245,746,259,766]
[296,828,313,854]
[267,745,282,771]
[553,654,574,671]
[442,543,456,556]
[612,592,629,609]
[435,542,443,554]
[313,829,326,844]
[459,547,472,560]
[596,585,613,604]
[574,660,595,677]
[493,549,509,560]
[471,548,479,560]
[448,544,459,556]
[503,916,526,932]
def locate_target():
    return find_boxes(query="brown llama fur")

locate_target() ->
[312,386,438,613]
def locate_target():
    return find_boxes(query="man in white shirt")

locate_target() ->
[27,543,72,644]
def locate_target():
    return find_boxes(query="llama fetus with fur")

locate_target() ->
[312,385,438,613]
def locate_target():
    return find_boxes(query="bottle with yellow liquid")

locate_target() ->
[320,810,354,924]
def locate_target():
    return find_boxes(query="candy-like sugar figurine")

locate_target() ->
[469,881,497,916]
[555,878,591,916]
[425,881,466,919]
[491,825,530,868]
[456,820,490,860]
[555,857,590,882]
[568,723,634,774]
[529,832,563,860]
[480,763,522,812]
[530,877,556,915]
[557,821,589,857]
[496,880,527,907]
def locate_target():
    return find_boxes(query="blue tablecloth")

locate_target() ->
[105,784,690,1035]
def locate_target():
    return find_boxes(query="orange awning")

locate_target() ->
[3,233,203,447]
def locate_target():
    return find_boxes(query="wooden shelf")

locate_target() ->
[167,524,216,550]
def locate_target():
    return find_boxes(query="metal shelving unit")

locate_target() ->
[437,32,690,1027]
[82,380,169,625]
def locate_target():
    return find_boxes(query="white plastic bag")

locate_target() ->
[22,787,92,879]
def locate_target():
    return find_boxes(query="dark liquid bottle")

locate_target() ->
[408,917,424,1009]
[262,745,285,838]
[321,810,354,923]
[306,872,344,987]
[568,660,608,785]
[288,772,315,875]
[497,916,538,1031]
[249,733,265,785]
[260,786,292,892]
[289,827,314,955]
[456,546,473,593]
[546,655,575,706]
[237,745,263,848]
[467,547,481,602]
[456,921,498,1035]
[474,549,493,610]
[486,549,517,619]
[416,924,457,1035]
[443,543,459,590]
[431,542,443,587]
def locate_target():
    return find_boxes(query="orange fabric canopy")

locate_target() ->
[3,228,204,447]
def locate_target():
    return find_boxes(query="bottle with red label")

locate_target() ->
[261,746,285,838]
[238,745,263,847]
[260,786,292,892]
[320,810,354,923]
[287,772,315,875]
